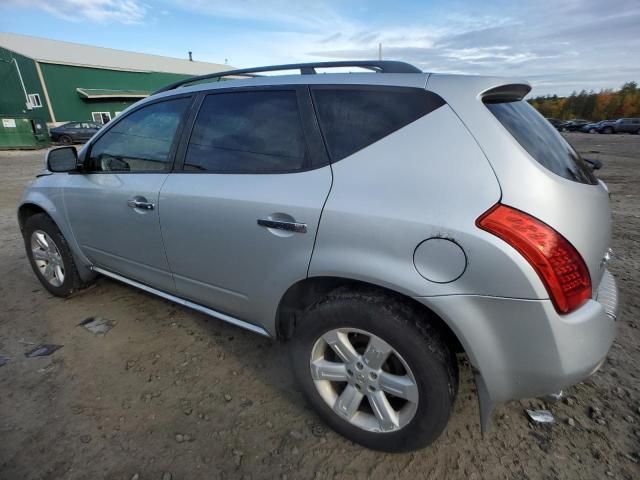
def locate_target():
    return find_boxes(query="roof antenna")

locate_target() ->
[188,51,193,62]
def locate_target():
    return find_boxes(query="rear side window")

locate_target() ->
[311,87,445,161]
[486,100,597,185]
[185,90,306,173]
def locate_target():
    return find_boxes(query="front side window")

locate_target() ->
[87,97,190,173]
[311,87,445,161]
[184,90,306,173]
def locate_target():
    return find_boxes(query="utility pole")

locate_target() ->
[378,43,382,60]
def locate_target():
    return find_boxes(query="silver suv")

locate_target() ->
[18,61,619,452]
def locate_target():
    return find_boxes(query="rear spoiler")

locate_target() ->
[481,84,532,103]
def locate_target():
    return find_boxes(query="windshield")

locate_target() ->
[486,100,598,185]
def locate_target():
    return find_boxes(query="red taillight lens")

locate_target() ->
[477,204,591,314]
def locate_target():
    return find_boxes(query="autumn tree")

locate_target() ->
[528,82,640,120]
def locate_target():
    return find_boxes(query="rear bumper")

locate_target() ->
[416,269,618,403]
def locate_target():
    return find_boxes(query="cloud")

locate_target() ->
[294,0,640,95]
[171,0,353,32]
[7,0,147,24]
[6,0,638,95]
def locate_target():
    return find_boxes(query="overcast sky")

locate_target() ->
[2,0,639,96]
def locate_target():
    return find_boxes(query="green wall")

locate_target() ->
[39,63,190,122]
[0,47,51,122]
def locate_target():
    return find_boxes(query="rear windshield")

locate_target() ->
[486,100,597,185]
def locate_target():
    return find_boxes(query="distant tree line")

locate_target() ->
[528,82,639,120]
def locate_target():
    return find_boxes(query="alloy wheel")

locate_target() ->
[30,230,65,287]
[310,328,419,433]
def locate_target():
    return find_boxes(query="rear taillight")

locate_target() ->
[477,204,591,314]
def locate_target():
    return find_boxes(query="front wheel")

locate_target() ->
[289,288,457,452]
[603,127,614,134]
[23,213,89,297]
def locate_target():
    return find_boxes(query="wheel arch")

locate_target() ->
[18,198,95,282]
[275,276,464,354]
[18,202,48,232]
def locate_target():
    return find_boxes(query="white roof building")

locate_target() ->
[0,31,231,75]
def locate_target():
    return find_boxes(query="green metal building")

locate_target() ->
[0,32,230,147]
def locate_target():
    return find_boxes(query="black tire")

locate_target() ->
[23,213,89,297]
[289,287,457,452]
[59,134,73,145]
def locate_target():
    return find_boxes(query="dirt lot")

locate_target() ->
[0,133,638,480]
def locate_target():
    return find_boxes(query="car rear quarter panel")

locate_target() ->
[308,103,548,299]
[427,74,611,289]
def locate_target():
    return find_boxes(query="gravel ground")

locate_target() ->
[0,133,638,480]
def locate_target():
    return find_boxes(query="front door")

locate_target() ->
[159,88,332,327]
[65,96,192,292]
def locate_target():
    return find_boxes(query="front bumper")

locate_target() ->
[416,269,618,404]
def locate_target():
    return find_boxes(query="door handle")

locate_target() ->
[127,198,155,210]
[257,218,307,233]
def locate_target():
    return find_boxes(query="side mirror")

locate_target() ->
[46,146,79,172]
[583,158,602,171]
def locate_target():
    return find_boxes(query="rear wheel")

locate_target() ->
[23,213,89,297]
[289,288,457,452]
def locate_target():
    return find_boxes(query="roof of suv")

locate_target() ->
[154,61,422,93]
[145,60,531,107]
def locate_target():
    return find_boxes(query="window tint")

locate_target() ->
[486,100,597,185]
[311,87,445,161]
[88,98,190,172]
[185,90,306,173]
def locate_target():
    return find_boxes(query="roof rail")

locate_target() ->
[153,60,422,94]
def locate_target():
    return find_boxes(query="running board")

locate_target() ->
[91,266,271,338]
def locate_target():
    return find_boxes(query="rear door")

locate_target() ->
[159,87,332,327]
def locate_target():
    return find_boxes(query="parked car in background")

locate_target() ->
[564,119,590,131]
[50,122,102,144]
[582,120,616,134]
[18,61,618,452]
[613,118,640,134]
[546,118,568,131]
